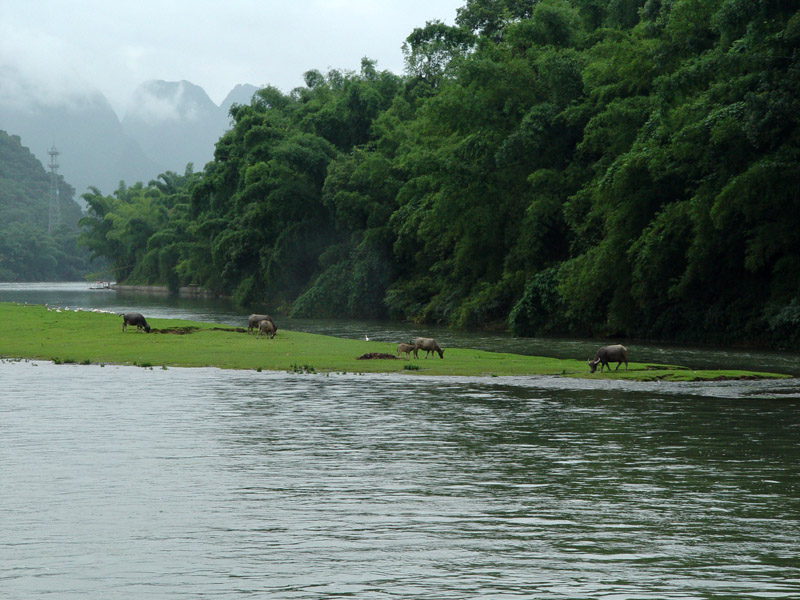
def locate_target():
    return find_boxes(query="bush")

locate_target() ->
[766,298,800,349]
[509,267,566,336]
[450,277,518,329]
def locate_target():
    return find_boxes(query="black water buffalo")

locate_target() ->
[413,337,444,359]
[588,344,628,373]
[122,312,151,333]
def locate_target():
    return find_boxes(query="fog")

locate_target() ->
[1,0,465,118]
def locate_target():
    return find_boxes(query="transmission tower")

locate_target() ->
[48,145,61,233]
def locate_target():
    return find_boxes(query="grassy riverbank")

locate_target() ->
[0,303,790,381]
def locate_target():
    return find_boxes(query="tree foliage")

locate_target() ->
[82,0,800,348]
[0,131,91,281]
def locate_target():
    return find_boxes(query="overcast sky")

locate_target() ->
[1,0,465,117]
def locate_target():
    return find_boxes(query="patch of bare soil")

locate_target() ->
[152,326,250,335]
[356,353,398,360]
[152,327,199,335]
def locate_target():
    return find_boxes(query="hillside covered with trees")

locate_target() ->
[79,0,800,348]
[0,131,90,280]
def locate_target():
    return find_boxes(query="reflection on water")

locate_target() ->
[1,359,799,599]
[1,282,799,375]
[0,281,244,325]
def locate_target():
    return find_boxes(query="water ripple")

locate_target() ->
[1,360,799,599]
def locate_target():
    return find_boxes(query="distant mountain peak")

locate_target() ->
[220,83,260,111]
[124,79,217,122]
[1,77,260,194]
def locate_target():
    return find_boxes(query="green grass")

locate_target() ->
[0,302,790,381]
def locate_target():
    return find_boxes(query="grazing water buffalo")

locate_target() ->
[248,314,275,334]
[413,337,444,359]
[122,312,151,333]
[396,343,414,358]
[588,344,628,373]
[257,319,276,339]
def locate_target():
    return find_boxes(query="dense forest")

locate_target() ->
[79,0,800,348]
[0,131,91,280]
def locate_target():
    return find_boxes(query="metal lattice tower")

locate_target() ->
[48,145,61,233]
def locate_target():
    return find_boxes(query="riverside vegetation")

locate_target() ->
[76,1,800,350]
[0,303,788,381]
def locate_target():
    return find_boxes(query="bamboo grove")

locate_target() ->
[79,0,800,348]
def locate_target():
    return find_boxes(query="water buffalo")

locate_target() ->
[122,312,151,333]
[248,313,275,334]
[396,343,414,358]
[588,344,628,373]
[413,337,444,359]
[257,319,276,339]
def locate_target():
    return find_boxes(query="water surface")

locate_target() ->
[1,359,799,599]
[2,283,799,598]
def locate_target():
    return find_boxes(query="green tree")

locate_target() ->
[403,20,475,87]
[78,0,800,349]
[0,130,90,281]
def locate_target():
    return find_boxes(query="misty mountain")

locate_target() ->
[121,80,225,175]
[220,84,261,114]
[0,71,260,197]
[0,70,164,196]
[121,81,261,178]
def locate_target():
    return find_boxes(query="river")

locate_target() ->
[1,283,799,599]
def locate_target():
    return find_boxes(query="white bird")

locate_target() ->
[365,335,370,341]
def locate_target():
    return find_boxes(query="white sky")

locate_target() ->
[0,0,465,116]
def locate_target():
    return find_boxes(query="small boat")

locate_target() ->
[88,280,112,290]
